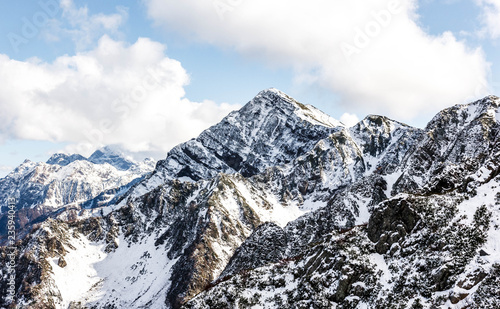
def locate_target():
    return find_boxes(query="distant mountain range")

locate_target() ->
[1,89,499,308]
[0,147,155,241]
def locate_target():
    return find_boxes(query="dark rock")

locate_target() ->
[433,265,451,291]
[367,198,419,243]
[449,292,469,304]
[479,249,489,256]
[458,268,487,290]
[57,257,67,268]
[220,222,288,278]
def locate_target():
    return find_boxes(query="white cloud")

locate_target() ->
[0,36,239,159]
[144,0,491,122]
[476,0,500,39]
[340,113,360,127]
[42,0,128,50]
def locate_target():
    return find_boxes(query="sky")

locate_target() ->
[0,0,499,177]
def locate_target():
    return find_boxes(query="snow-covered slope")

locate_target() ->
[190,173,500,308]
[0,149,152,208]
[1,172,312,308]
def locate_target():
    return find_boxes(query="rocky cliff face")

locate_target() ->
[1,91,500,309]
[394,95,500,196]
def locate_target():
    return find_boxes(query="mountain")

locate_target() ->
[0,148,155,242]
[184,95,500,308]
[87,146,138,171]
[46,154,87,166]
[125,88,343,199]
[1,91,500,309]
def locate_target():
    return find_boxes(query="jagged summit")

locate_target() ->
[4,159,36,180]
[353,114,410,133]
[252,87,298,104]
[88,146,136,171]
[425,95,500,132]
[46,153,87,166]
[250,88,343,128]
[254,87,284,97]
[463,95,499,111]
[129,89,344,197]
[480,94,500,104]
[393,95,500,195]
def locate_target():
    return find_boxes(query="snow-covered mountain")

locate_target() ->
[126,88,343,200]
[1,90,500,309]
[0,148,155,241]
[185,95,500,309]
[45,154,87,166]
[87,146,139,171]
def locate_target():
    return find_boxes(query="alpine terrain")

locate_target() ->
[1,89,499,309]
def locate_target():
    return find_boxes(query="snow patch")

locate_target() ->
[48,235,106,309]
[294,105,343,128]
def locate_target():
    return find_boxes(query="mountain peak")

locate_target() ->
[249,88,343,128]
[468,95,500,110]
[134,89,342,193]
[425,95,500,132]
[251,87,298,108]
[88,146,136,171]
[483,94,499,103]
[354,114,409,133]
[46,153,87,166]
[256,87,286,97]
[254,88,298,104]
